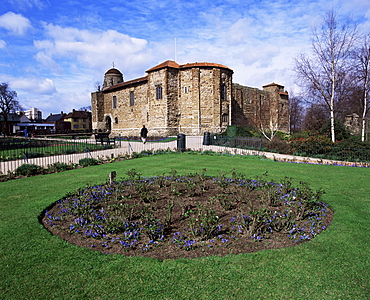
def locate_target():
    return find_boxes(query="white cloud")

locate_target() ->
[0,12,33,36]
[226,18,253,45]
[12,77,57,95]
[34,51,64,74]
[0,40,6,48]
[34,24,151,78]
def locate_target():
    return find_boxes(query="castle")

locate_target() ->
[91,60,289,136]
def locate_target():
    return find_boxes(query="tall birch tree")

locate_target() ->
[353,34,370,141]
[294,10,357,142]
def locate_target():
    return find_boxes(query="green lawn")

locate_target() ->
[0,153,369,299]
[0,139,109,162]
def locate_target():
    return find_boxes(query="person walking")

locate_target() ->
[140,125,148,144]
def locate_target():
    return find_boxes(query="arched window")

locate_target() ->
[156,86,162,99]
[112,96,117,109]
[114,117,118,124]
[221,84,227,101]
[130,92,134,106]
[222,113,229,123]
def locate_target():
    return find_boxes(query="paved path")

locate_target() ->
[0,136,366,174]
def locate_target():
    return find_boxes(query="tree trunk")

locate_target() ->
[330,54,336,143]
[362,85,368,142]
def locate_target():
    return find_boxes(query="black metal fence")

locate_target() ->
[2,134,370,176]
[203,133,370,163]
[290,145,370,162]
[208,135,263,150]
[0,137,117,162]
[0,136,178,174]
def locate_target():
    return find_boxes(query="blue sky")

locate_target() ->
[1,0,370,117]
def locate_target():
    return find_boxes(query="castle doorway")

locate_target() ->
[105,116,112,132]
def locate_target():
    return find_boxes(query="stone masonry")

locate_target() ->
[91,60,289,137]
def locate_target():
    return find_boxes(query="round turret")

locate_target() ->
[103,68,124,89]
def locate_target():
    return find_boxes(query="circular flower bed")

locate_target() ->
[42,169,333,260]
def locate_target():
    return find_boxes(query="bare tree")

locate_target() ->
[353,34,370,141]
[0,82,23,135]
[94,81,102,92]
[303,103,329,132]
[294,10,358,142]
[260,120,278,141]
[289,93,304,132]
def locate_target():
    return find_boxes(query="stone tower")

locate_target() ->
[102,68,124,90]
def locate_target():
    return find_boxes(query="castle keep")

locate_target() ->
[91,60,289,136]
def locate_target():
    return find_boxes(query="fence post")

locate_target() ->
[177,134,186,152]
[203,132,211,145]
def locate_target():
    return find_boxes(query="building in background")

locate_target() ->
[44,112,69,133]
[24,108,42,121]
[91,60,290,137]
[62,110,92,132]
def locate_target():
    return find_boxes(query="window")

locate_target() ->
[82,124,87,129]
[260,95,264,104]
[73,118,79,122]
[73,124,79,129]
[222,113,229,123]
[112,95,117,109]
[130,92,134,106]
[115,117,118,124]
[183,86,188,93]
[156,86,162,99]
[83,118,87,122]
[221,84,227,101]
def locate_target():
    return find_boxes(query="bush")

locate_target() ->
[320,119,351,141]
[263,137,291,154]
[78,158,99,167]
[290,135,333,156]
[15,164,43,176]
[47,162,71,173]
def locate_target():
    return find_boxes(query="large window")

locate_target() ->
[112,95,117,109]
[130,92,134,106]
[222,113,229,123]
[221,84,227,101]
[156,86,162,99]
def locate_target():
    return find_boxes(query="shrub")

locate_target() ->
[262,137,291,154]
[15,164,43,176]
[290,135,333,156]
[320,119,351,141]
[131,152,142,159]
[48,162,71,172]
[78,158,99,167]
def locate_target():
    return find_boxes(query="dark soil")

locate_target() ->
[42,173,333,260]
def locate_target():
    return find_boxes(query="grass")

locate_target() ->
[0,138,110,162]
[0,153,369,299]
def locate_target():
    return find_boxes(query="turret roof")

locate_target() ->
[105,68,122,75]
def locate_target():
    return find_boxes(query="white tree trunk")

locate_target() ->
[330,53,336,143]
[362,86,367,142]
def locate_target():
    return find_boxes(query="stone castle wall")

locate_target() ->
[232,83,289,133]
[91,61,289,137]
